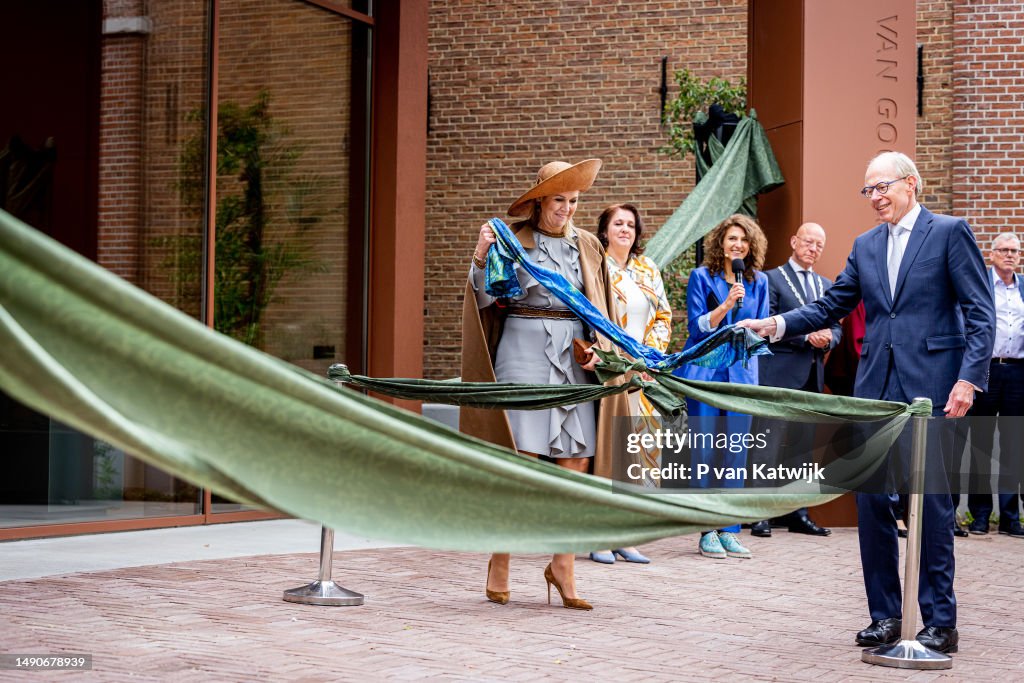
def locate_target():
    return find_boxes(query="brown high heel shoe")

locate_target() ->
[485,558,509,605]
[543,563,592,610]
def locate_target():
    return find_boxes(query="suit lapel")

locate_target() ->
[710,271,731,322]
[892,207,933,303]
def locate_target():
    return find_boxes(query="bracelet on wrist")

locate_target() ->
[473,255,486,269]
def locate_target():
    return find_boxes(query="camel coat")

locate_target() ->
[460,221,628,479]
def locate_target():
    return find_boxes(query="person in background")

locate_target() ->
[749,222,840,538]
[677,214,769,560]
[588,202,672,565]
[963,232,1024,538]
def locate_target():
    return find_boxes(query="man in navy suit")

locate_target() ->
[750,222,841,538]
[742,152,995,654]
[963,233,1024,537]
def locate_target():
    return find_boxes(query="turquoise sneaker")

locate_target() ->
[698,531,727,559]
[718,531,752,559]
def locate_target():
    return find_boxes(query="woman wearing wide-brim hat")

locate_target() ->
[461,159,626,611]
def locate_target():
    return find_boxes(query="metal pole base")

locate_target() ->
[283,580,364,606]
[862,640,952,670]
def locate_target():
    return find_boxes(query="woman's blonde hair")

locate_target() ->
[702,214,766,282]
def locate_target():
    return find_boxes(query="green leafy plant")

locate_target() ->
[170,90,327,347]
[92,441,121,500]
[662,69,747,161]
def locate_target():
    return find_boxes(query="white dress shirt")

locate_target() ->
[992,269,1024,359]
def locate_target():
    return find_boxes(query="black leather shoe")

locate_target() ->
[968,518,989,535]
[916,626,958,653]
[788,515,831,536]
[856,618,902,647]
[999,522,1024,538]
[750,520,772,537]
[953,525,969,538]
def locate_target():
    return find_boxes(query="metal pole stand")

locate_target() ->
[862,398,951,669]
[283,526,364,606]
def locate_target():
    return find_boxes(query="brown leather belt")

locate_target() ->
[505,304,577,320]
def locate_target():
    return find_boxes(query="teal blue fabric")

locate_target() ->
[485,217,771,371]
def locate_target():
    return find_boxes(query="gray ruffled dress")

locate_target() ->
[470,230,596,458]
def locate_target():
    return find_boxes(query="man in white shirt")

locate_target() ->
[963,233,1024,537]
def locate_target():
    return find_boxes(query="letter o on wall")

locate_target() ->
[877,122,898,143]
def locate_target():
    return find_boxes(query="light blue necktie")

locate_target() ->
[888,225,907,296]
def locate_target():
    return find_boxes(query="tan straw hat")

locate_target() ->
[506,158,602,218]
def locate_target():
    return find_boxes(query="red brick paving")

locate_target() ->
[1,529,1021,681]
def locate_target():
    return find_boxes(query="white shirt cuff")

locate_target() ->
[960,379,983,393]
[769,315,786,343]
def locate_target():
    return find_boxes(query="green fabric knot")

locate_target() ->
[327,364,351,382]
[907,398,933,416]
[627,358,648,373]
[591,347,640,383]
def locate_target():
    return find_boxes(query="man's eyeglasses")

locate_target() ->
[994,247,1021,256]
[860,176,909,198]
[796,237,825,251]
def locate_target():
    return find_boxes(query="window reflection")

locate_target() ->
[211,0,353,512]
[0,0,363,532]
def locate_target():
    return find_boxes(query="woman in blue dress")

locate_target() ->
[678,214,769,559]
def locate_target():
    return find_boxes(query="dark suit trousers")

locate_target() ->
[857,365,957,627]
[966,362,1024,526]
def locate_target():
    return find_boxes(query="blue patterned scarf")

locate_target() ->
[483,217,769,371]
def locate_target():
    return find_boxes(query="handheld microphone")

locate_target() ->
[731,258,746,311]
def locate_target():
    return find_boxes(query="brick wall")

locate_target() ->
[137,0,209,313]
[97,0,147,280]
[92,1,1016,382]
[424,0,748,378]
[951,0,1024,249]
[916,0,955,215]
[214,0,352,373]
[423,1,1020,380]
[98,0,209,303]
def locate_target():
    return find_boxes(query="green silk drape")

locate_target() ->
[0,210,921,551]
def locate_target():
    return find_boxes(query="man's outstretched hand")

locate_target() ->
[737,318,777,339]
